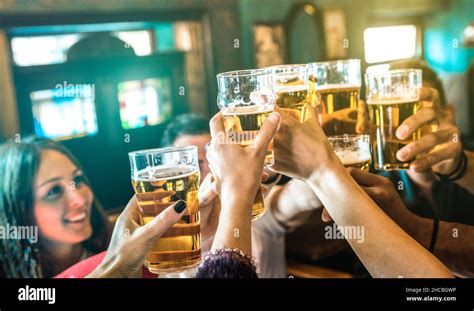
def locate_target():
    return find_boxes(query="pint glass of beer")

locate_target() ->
[271,64,309,122]
[307,59,361,136]
[216,68,275,220]
[216,68,275,165]
[328,134,371,171]
[365,69,422,170]
[129,146,201,274]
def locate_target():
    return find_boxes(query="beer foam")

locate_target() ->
[136,165,199,181]
[221,105,273,115]
[335,150,371,166]
[367,98,420,105]
[315,84,360,91]
[275,84,308,93]
[220,90,274,108]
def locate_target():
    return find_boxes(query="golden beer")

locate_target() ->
[222,106,273,164]
[368,99,421,170]
[328,134,371,171]
[222,106,271,220]
[275,85,309,122]
[308,59,362,135]
[271,64,309,122]
[250,187,265,219]
[308,74,318,107]
[317,84,360,136]
[338,151,371,171]
[132,166,201,273]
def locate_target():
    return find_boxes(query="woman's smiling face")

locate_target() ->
[34,150,93,245]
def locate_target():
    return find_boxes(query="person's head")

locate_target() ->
[0,136,109,278]
[67,33,136,61]
[389,59,448,108]
[161,114,211,183]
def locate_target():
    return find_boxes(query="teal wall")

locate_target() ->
[239,0,306,68]
[239,0,474,74]
[238,0,368,69]
[425,0,474,73]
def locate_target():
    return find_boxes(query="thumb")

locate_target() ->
[254,112,280,153]
[134,200,187,243]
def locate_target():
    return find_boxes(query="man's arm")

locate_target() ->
[404,214,474,278]
[453,150,474,194]
[266,179,322,231]
[348,169,474,277]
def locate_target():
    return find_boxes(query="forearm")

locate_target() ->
[200,201,220,255]
[306,165,453,278]
[384,206,474,277]
[211,186,254,255]
[454,150,474,194]
[382,203,433,250]
[434,221,474,277]
[86,254,134,278]
[268,180,321,230]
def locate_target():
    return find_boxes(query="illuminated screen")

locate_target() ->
[118,78,172,129]
[30,85,98,140]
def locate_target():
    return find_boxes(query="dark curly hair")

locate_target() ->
[196,250,258,278]
[0,136,110,278]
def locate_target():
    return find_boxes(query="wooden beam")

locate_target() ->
[0,30,18,140]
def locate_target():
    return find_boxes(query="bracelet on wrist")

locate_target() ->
[436,151,467,182]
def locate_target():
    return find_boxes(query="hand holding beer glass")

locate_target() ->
[271,64,310,122]
[129,146,201,274]
[393,87,463,175]
[272,104,341,182]
[216,69,276,220]
[307,59,362,136]
[366,69,422,170]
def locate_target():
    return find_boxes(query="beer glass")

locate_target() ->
[307,59,361,136]
[216,68,275,219]
[365,69,422,170]
[271,64,309,122]
[328,134,371,171]
[129,146,201,274]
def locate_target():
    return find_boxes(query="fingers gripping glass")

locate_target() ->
[129,146,201,274]
[365,69,422,170]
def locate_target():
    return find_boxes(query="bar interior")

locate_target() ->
[0,0,473,281]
